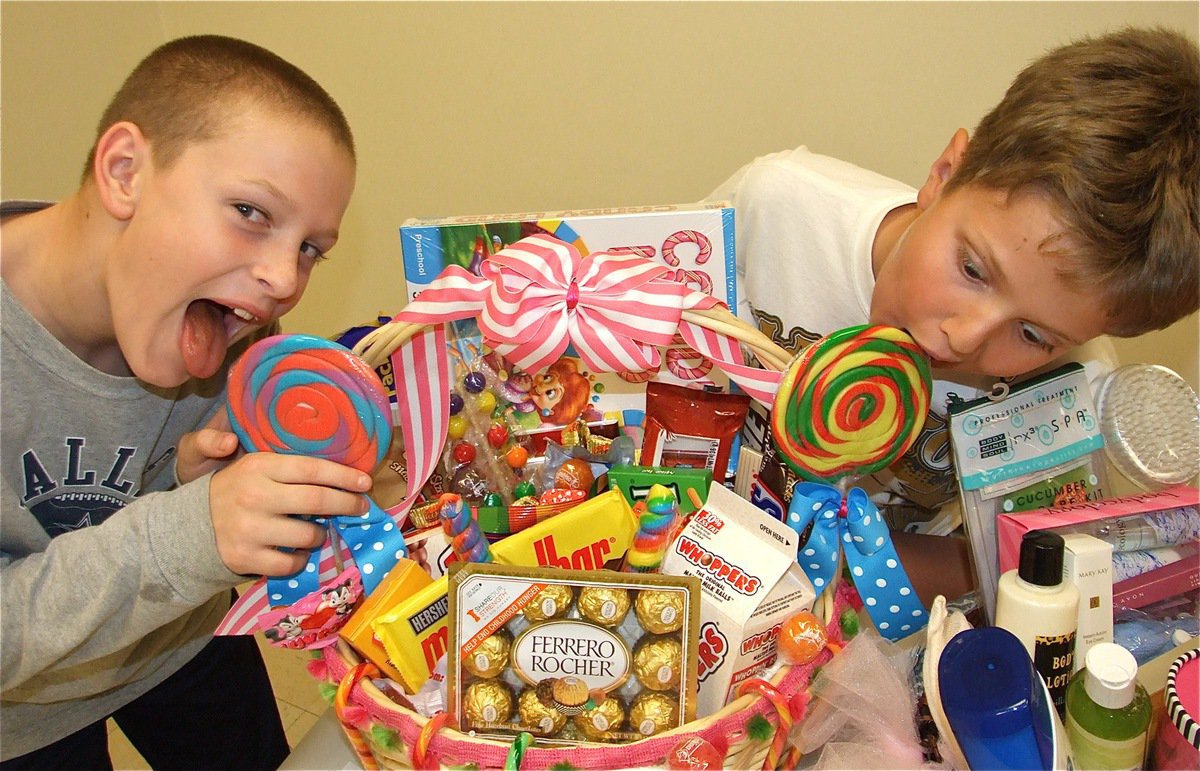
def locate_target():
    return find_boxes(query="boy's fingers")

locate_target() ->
[243,453,372,493]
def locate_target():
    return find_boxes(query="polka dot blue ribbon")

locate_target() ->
[786,481,928,641]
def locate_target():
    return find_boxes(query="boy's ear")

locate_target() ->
[92,122,150,221]
[917,128,970,210]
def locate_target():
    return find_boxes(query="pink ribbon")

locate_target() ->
[216,234,780,636]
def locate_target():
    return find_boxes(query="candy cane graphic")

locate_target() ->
[662,229,712,266]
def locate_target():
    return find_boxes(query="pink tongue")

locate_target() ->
[180,300,229,379]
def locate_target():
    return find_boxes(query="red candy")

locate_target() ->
[486,423,509,448]
[452,442,476,464]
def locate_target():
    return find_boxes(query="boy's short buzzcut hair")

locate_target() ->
[84,34,354,180]
[945,27,1199,337]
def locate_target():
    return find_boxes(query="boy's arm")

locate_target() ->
[0,476,240,700]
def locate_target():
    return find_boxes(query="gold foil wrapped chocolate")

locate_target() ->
[462,631,511,679]
[522,584,575,622]
[633,635,683,691]
[550,675,591,715]
[518,687,567,736]
[629,691,678,736]
[635,589,685,634]
[574,695,626,741]
[577,586,631,627]
[463,679,514,727]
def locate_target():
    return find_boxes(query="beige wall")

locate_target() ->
[3,1,1197,391]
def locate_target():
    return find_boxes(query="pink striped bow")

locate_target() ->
[404,234,708,375]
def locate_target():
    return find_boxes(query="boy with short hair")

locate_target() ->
[1,35,366,767]
[710,27,1199,524]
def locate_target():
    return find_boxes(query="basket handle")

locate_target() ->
[334,661,381,771]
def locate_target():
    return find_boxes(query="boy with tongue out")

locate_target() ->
[0,36,361,768]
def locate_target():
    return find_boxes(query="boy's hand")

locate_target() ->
[176,410,241,484]
[208,453,372,577]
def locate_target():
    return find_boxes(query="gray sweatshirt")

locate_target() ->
[0,202,258,757]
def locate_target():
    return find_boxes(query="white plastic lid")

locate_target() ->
[1083,643,1139,709]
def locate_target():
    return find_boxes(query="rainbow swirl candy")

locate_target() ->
[622,484,680,573]
[771,325,931,482]
[227,334,391,473]
[438,493,493,563]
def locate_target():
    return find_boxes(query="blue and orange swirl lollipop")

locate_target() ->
[227,334,391,474]
[226,334,402,601]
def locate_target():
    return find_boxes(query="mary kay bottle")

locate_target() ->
[995,530,1080,717]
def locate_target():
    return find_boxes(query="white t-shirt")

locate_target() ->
[707,146,1116,519]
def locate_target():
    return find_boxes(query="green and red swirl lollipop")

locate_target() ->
[771,325,931,482]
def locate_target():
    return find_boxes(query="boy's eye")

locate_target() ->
[300,242,326,262]
[233,202,268,224]
[1019,322,1053,351]
[959,249,985,281]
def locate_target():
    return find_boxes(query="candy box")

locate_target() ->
[400,203,736,311]
[371,489,640,692]
[661,483,817,717]
[404,205,740,444]
[608,465,713,516]
[996,485,1199,573]
[446,561,701,745]
[338,558,434,684]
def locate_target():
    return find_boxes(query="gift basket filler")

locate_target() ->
[214,233,946,769]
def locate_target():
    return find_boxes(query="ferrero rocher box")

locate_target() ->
[446,562,701,746]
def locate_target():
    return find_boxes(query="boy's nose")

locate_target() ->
[253,248,300,301]
[941,306,997,358]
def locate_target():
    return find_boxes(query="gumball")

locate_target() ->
[452,442,476,464]
[513,480,537,500]
[505,445,529,469]
[486,423,509,448]
[447,414,468,441]
[778,610,827,664]
[463,372,486,394]
[475,390,497,413]
[449,393,464,416]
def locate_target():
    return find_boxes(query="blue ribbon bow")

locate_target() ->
[266,501,406,606]
[785,482,929,641]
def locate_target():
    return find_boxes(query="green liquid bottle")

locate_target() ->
[1065,643,1151,770]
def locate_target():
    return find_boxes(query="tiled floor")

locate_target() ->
[106,624,329,769]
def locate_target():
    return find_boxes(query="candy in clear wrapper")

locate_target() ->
[463,679,514,727]
[521,584,575,622]
[462,630,511,679]
[575,695,627,741]
[577,586,631,627]
[633,634,683,691]
[518,687,567,736]
[555,457,595,491]
[629,691,678,736]
[635,589,685,634]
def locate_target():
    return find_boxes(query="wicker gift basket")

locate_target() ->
[244,234,927,769]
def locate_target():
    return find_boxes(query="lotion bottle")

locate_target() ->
[995,530,1079,717]
[1065,643,1151,770]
